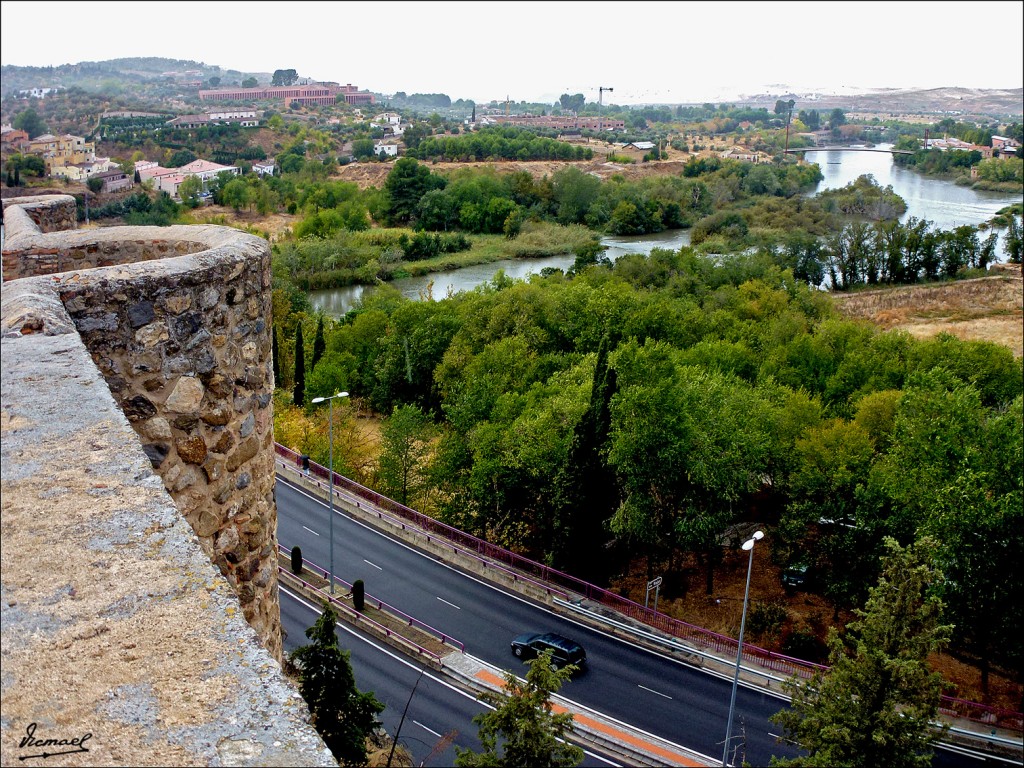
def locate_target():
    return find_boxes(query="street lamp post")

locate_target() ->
[722,530,764,767]
[310,391,349,594]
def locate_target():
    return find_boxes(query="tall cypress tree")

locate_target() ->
[291,602,384,765]
[293,323,305,407]
[271,326,281,388]
[311,316,326,372]
[770,537,951,768]
[551,334,619,580]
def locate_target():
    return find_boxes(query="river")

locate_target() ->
[309,228,692,316]
[310,148,1022,316]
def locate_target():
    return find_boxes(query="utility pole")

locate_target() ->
[783,100,795,159]
[598,86,613,134]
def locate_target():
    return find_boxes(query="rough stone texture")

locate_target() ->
[1,195,325,764]
[0,322,332,767]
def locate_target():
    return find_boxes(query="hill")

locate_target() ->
[0,57,268,97]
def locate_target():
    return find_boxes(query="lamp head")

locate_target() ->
[742,530,765,550]
[311,397,325,404]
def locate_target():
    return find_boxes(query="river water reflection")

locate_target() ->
[310,228,691,317]
[805,143,1021,232]
[310,148,1022,317]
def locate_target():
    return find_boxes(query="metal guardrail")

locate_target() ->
[275,442,1024,735]
[276,457,568,600]
[278,566,444,666]
[277,543,464,652]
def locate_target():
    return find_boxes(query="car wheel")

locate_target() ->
[514,647,522,657]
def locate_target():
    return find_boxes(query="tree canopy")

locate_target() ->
[290,602,385,766]
[770,537,951,768]
[455,650,583,767]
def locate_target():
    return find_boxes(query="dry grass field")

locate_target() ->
[830,269,1024,358]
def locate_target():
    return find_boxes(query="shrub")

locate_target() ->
[747,600,788,643]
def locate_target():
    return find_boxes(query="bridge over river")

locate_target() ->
[785,145,914,155]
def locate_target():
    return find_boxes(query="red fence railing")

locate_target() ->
[275,442,1024,734]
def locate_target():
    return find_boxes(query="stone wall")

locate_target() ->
[2,194,194,280]
[1,196,281,661]
[0,195,330,764]
[2,193,78,240]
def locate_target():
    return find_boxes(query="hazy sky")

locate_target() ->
[2,1,1022,105]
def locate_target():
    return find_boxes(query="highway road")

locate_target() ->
[282,584,621,767]
[276,477,799,766]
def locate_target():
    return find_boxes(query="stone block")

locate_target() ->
[175,434,208,465]
[165,376,204,412]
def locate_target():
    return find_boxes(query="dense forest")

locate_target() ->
[271,211,1022,687]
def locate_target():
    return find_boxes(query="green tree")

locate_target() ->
[177,175,203,208]
[242,76,258,88]
[13,108,47,139]
[221,178,253,212]
[352,138,376,161]
[168,149,197,167]
[454,650,583,767]
[551,336,618,579]
[272,68,299,86]
[559,93,586,114]
[383,157,446,225]
[294,322,306,407]
[87,176,105,194]
[923,395,1023,694]
[609,344,772,593]
[551,166,600,225]
[1004,213,1022,264]
[311,315,327,372]
[770,537,951,768]
[290,602,385,766]
[272,326,281,387]
[376,404,434,507]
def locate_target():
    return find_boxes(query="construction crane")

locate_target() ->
[598,86,613,133]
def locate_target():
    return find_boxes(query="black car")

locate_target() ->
[510,632,587,670]
[782,563,809,590]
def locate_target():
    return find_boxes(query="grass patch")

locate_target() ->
[385,222,598,275]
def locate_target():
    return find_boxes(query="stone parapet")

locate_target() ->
[0,328,332,766]
[2,193,78,241]
[1,204,282,660]
[0,195,316,764]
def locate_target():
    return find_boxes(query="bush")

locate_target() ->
[352,579,365,611]
[782,625,827,662]
[747,600,788,643]
[291,545,302,575]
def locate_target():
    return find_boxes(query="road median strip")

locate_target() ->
[278,561,453,669]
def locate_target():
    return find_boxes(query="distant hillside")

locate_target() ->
[0,57,270,97]
[722,86,1023,120]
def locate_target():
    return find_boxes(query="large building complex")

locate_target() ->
[199,83,374,107]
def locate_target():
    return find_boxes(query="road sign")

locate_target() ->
[647,576,662,590]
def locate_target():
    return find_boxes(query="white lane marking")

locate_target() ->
[364,559,383,570]
[638,684,672,699]
[413,720,443,739]
[302,526,320,536]
[284,585,622,765]
[436,596,461,610]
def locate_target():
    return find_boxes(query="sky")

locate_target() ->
[2,1,1022,105]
